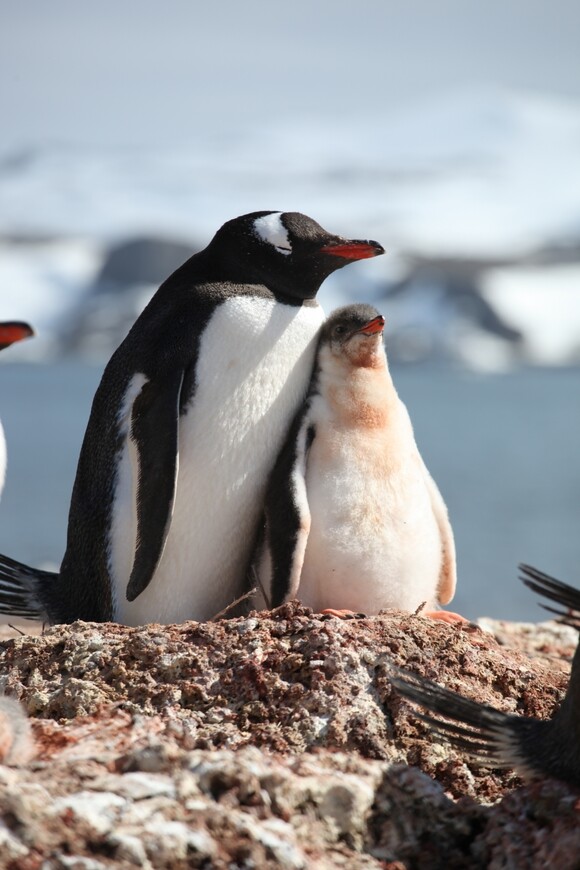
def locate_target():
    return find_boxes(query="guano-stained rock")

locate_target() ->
[0,603,578,868]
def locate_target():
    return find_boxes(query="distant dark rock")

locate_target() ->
[61,235,200,357]
[96,236,196,289]
[61,239,533,368]
[378,257,524,365]
[388,260,522,343]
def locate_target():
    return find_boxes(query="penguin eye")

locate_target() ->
[333,325,348,336]
[275,245,292,255]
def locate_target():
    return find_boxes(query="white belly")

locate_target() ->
[298,427,443,614]
[112,295,324,625]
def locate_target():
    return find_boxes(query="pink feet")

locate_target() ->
[320,608,364,619]
[318,607,469,624]
[422,609,469,624]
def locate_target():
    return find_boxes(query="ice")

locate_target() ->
[0,87,579,365]
[1,87,578,253]
[0,240,100,358]
[481,264,580,365]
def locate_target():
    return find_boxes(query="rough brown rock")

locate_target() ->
[0,603,579,868]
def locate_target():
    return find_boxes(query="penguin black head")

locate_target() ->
[206,211,385,302]
[0,322,35,352]
[318,304,386,368]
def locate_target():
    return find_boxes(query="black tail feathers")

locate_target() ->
[0,552,54,621]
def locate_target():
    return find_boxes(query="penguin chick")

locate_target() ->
[0,322,35,499]
[0,696,35,765]
[390,566,580,787]
[255,303,456,616]
[0,213,383,625]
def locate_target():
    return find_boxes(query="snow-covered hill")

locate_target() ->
[1,88,579,366]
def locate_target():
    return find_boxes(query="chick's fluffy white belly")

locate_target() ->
[298,429,442,614]
[113,295,324,625]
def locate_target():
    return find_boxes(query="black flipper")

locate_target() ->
[389,665,542,773]
[0,552,55,621]
[390,569,580,786]
[259,407,314,609]
[126,369,185,602]
[519,563,580,627]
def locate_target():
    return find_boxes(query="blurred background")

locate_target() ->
[0,0,579,621]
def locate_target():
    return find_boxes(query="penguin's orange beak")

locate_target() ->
[357,315,385,335]
[319,240,385,260]
[0,322,35,350]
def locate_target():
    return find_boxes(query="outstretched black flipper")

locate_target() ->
[391,565,580,787]
[519,563,580,628]
[390,666,546,776]
[126,369,185,602]
[0,552,54,621]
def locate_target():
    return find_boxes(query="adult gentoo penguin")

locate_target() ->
[254,304,457,618]
[0,322,35,499]
[0,212,384,625]
[391,564,580,787]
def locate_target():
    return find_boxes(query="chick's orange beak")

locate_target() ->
[357,315,385,335]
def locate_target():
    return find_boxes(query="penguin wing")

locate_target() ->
[126,368,185,602]
[519,564,580,625]
[259,411,313,608]
[420,460,457,604]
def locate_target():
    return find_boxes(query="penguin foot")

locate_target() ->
[422,609,470,624]
[320,608,366,620]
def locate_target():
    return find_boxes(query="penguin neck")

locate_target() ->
[194,243,322,305]
[316,346,398,429]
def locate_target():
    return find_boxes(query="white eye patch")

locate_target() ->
[253,213,292,255]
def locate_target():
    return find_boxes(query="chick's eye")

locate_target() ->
[333,325,347,336]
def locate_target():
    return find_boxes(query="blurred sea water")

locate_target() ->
[0,360,578,624]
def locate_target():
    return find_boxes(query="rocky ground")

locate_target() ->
[0,604,579,869]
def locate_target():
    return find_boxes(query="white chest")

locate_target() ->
[112,295,324,625]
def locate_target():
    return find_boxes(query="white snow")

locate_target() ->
[1,88,579,256]
[481,264,580,365]
[0,240,100,358]
[0,87,579,366]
